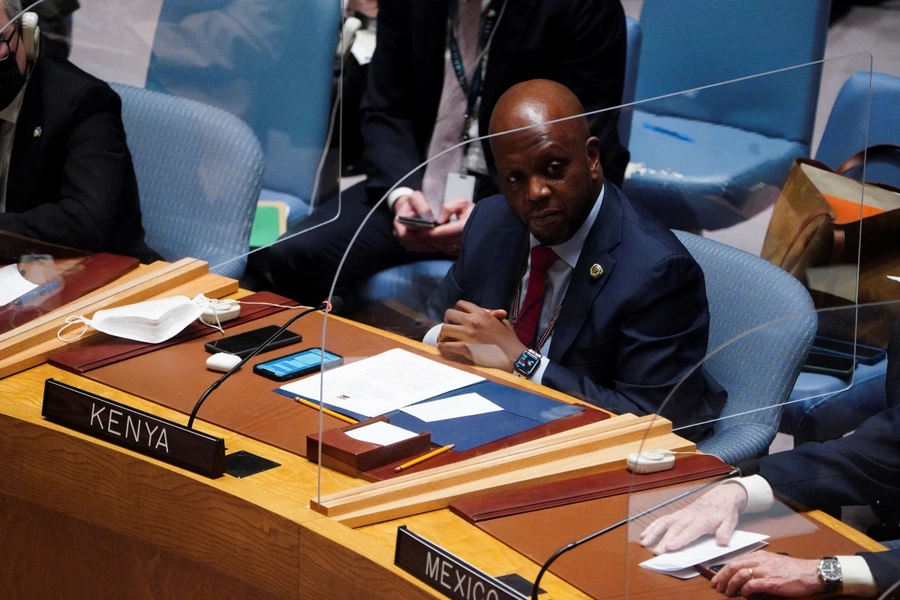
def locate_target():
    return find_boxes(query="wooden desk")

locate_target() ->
[0,321,885,599]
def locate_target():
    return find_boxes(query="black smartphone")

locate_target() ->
[253,348,344,381]
[802,349,856,377]
[204,325,302,358]
[396,215,438,229]
[811,335,886,366]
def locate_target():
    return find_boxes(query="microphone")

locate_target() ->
[186,297,341,429]
[530,467,743,600]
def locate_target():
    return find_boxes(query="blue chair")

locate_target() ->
[673,231,817,464]
[780,72,900,445]
[357,16,644,319]
[145,0,340,224]
[112,83,264,279]
[623,0,830,231]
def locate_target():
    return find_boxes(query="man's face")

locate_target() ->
[491,119,602,246]
[0,12,25,78]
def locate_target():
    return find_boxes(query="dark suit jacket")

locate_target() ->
[743,320,900,594]
[0,56,158,262]
[740,404,900,592]
[427,184,726,438]
[361,0,629,201]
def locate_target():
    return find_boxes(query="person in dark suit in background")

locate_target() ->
[640,323,900,597]
[0,0,157,262]
[424,79,725,440]
[265,0,629,311]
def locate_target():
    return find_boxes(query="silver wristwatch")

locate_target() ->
[817,556,842,595]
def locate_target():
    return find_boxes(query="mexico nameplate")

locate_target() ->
[395,526,527,600]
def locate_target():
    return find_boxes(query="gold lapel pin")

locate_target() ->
[33,126,42,138]
[590,263,603,279]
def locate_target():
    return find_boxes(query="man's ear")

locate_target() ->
[585,136,603,180]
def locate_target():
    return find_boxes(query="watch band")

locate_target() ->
[817,556,842,595]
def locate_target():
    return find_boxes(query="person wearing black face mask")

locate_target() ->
[0,0,159,263]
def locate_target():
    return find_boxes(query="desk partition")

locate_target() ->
[4,8,891,596]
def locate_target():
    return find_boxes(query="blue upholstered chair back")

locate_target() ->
[635,0,829,144]
[146,0,339,205]
[673,231,817,464]
[112,83,264,279]
[617,16,642,145]
[816,71,900,185]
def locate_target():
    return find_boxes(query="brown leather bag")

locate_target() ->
[761,145,900,348]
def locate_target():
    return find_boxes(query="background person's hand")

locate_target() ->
[640,483,748,554]
[427,197,474,256]
[711,551,823,598]
[393,191,439,253]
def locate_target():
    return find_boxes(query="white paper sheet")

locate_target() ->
[344,421,418,446]
[279,348,485,417]
[650,542,770,579]
[640,531,769,573]
[400,393,502,422]
[0,264,38,307]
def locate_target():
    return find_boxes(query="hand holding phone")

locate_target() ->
[396,215,438,229]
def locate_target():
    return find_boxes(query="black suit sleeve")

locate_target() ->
[0,83,129,252]
[752,405,900,510]
[859,549,900,594]
[541,254,713,424]
[359,0,426,201]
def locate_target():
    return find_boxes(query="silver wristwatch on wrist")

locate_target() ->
[513,348,542,378]
[817,556,842,595]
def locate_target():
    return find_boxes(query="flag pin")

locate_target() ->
[33,126,42,138]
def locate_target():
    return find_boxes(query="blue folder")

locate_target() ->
[276,380,583,452]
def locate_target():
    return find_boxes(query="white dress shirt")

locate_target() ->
[424,185,606,385]
[728,475,878,597]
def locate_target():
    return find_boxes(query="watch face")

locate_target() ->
[514,350,540,376]
[819,559,842,582]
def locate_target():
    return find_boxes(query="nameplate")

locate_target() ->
[41,379,226,478]
[395,526,527,600]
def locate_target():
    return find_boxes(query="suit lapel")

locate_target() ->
[548,185,625,362]
[481,220,529,310]
[7,63,45,209]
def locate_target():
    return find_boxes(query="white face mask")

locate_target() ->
[58,294,211,344]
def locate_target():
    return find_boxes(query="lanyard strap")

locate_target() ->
[447,0,500,139]
[509,270,564,351]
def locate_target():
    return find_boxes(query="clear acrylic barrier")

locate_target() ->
[23,3,892,597]
[308,53,887,598]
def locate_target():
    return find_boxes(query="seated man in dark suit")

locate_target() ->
[641,321,900,598]
[0,1,157,262]
[424,79,725,440]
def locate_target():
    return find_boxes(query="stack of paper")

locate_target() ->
[639,531,769,579]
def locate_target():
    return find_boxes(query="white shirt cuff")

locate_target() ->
[423,324,442,347]
[725,475,773,513]
[530,356,550,385]
[836,555,878,597]
[386,186,415,211]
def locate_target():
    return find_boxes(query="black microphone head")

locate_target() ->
[325,296,343,314]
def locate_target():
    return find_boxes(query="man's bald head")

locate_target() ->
[489,79,590,140]
[488,80,603,246]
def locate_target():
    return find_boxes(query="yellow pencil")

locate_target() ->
[294,397,358,424]
[394,444,455,472]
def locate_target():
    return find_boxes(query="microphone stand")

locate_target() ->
[531,468,742,600]
[186,299,338,429]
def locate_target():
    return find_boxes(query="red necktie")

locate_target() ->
[515,245,559,347]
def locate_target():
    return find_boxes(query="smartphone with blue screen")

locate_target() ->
[253,348,343,382]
